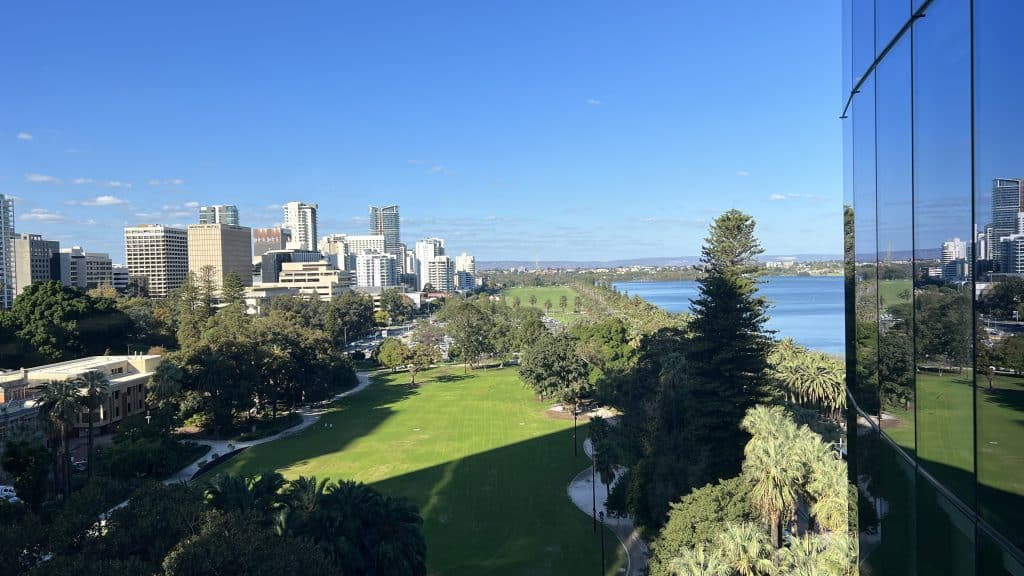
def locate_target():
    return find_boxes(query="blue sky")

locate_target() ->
[1,1,841,263]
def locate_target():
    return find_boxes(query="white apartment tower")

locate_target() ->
[283,202,318,251]
[319,234,386,270]
[0,194,14,308]
[355,252,398,288]
[455,252,476,275]
[415,238,445,290]
[199,204,240,226]
[124,225,188,298]
[369,205,402,270]
[425,255,455,292]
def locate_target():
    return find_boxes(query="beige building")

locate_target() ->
[0,354,162,439]
[244,260,353,314]
[13,233,58,297]
[124,225,188,298]
[187,223,253,292]
[319,234,386,270]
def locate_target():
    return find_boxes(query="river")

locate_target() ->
[613,276,844,356]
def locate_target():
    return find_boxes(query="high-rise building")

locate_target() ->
[198,204,240,226]
[252,227,292,259]
[187,224,253,291]
[259,249,323,284]
[283,202,318,251]
[0,194,13,309]
[58,247,112,289]
[12,233,59,297]
[990,178,1024,267]
[425,256,454,292]
[124,225,188,298]
[414,238,445,290]
[844,1,1024,572]
[455,252,476,275]
[355,251,398,288]
[369,205,402,270]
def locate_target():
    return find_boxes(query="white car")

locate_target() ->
[0,485,19,504]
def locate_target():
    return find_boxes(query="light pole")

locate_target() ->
[573,406,578,456]
[599,511,606,573]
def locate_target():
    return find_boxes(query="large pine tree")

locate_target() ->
[682,209,772,490]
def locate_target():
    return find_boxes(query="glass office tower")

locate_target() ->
[844,0,1024,573]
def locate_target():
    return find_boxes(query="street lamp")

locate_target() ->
[145,410,152,426]
[598,511,606,573]
[573,406,578,456]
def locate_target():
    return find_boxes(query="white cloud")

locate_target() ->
[16,132,32,141]
[24,173,62,184]
[769,194,787,201]
[426,164,455,176]
[586,98,602,106]
[72,178,94,185]
[73,178,131,188]
[21,208,65,222]
[148,178,184,186]
[737,170,750,177]
[82,195,128,206]
[184,201,200,208]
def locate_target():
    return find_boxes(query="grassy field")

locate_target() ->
[877,279,911,311]
[213,367,626,576]
[881,371,1024,537]
[501,286,580,323]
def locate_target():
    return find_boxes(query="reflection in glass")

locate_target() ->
[980,530,1024,576]
[875,0,909,56]
[875,38,914,454]
[912,0,974,505]
[974,0,1024,554]
[853,77,879,424]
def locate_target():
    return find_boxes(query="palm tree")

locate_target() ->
[76,370,109,479]
[205,471,286,522]
[512,296,521,309]
[805,448,848,533]
[716,522,775,576]
[559,294,568,313]
[742,406,804,548]
[37,380,81,500]
[528,294,537,307]
[544,299,553,315]
[276,475,329,537]
[776,534,846,576]
[668,544,733,576]
[373,492,428,575]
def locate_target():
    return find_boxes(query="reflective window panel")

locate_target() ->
[912,0,974,505]
[875,37,915,455]
[916,480,975,575]
[973,0,1024,553]
[854,77,880,423]
[876,0,910,56]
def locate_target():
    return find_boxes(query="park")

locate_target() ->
[213,365,628,575]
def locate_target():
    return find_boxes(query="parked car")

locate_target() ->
[0,485,20,504]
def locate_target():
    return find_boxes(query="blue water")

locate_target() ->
[613,276,844,356]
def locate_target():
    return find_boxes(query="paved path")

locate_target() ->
[164,370,377,484]
[567,438,649,576]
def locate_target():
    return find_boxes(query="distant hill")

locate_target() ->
[479,253,843,270]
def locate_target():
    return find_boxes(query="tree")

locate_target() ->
[445,301,493,372]
[0,439,50,509]
[204,471,286,522]
[220,272,246,310]
[37,379,82,501]
[741,405,804,548]
[528,294,537,308]
[512,296,521,309]
[381,289,413,324]
[76,370,110,479]
[715,522,774,576]
[519,333,589,401]
[666,544,732,576]
[377,338,411,373]
[543,299,553,315]
[590,416,616,494]
[683,209,772,491]
[559,294,568,313]
[408,345,435,385]
[574,296,582,314]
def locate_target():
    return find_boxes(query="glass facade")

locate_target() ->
[844,0,1024,573]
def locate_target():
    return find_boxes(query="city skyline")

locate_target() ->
[1,1,842,262]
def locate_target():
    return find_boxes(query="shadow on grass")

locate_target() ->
[209,379,419,480]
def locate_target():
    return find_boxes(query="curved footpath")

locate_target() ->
[164,370,377,484]
[567,438,649,576]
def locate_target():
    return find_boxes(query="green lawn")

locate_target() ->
[213,367,626,576]
[877,279,911,311]
[881,371,1024,548]
[502,286,580,323]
